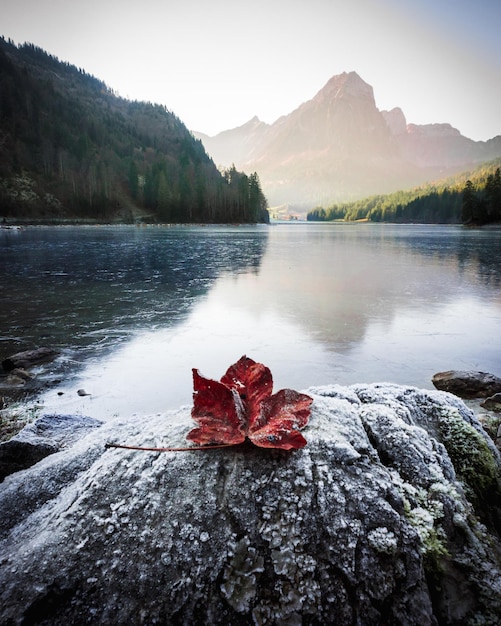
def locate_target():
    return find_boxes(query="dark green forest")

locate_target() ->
[0,38,269,223]
[307,160,501,225]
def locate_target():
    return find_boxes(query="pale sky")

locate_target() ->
[1,0,500,141]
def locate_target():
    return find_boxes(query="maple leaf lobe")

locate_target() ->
[221,355,273,429]
[188,368,245,445]
[187,356,312,450]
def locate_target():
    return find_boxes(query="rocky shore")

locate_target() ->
[0,374,500,625]
[0,347,62,445]
[2,359,501,481]
[431,369,501,450]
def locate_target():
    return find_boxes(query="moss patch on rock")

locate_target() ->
[438,408,500,517]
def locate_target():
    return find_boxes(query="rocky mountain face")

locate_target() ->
[195,72,501,212]
[1,383,500,624]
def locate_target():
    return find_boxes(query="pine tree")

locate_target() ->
[461,180,477,224]
[485,168,501,222]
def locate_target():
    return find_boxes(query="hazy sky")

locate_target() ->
[2,0,500,140]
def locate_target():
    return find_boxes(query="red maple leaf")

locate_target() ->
[187,356,313,450]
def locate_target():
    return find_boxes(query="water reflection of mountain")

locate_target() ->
[210,224,501,351]
[0,226,269,363]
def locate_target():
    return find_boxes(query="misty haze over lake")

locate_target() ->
[1,223,500,420]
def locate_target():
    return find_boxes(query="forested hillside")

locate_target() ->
[307,159,501,224]
[0,38,268,223]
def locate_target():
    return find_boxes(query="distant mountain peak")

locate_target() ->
[318,71,375,103]
[196,69,501,212]
[239,115,266,131]
[212,115,267,139]
[407,122,461,137]
[382,107,408,136]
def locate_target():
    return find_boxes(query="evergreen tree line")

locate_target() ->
[0,38,268,223]
[307,160,501,225]
[461,168,501,225]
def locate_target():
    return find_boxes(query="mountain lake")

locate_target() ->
[1,222,500,421]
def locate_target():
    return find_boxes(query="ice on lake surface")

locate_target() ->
[1,223,500,420]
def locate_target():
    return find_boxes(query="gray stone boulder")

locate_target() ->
[481,392,501,412]
[0,384,500,625]
[0,413,102,481]
[1,347,59,372]
[432,370,501,398]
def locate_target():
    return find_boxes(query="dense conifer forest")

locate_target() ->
[307,159,501,225]
[0,38,268,223]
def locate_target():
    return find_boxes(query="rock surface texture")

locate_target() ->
[0,384,500,625]
[0,414,102,481]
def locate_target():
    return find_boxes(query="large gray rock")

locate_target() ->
[0,384,500,625]
[432,370,501,398]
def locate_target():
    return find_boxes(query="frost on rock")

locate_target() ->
[0,414,103,480]
[0,384,500,625]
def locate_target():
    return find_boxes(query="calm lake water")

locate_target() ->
[1,223,500,420]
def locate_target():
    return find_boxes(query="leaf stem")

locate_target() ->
[104,442,236,452]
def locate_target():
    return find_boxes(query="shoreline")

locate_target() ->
[3,213,501,229]
[2,373,499,446]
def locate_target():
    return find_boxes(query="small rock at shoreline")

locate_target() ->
[5,368,34,386]
[1,347,59,373]
[432,370,501,398]
[481,392,501,412]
